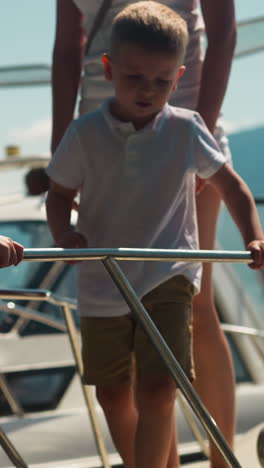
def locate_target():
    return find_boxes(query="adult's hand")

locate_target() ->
[0,236,24,268]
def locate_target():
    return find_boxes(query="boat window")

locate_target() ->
[0,366,75,416]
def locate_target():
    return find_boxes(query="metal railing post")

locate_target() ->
[0,375,23,418]
[61,303,110,468]
[0,427,28,468]
[102,257,242,468]
[177,391,210,457]
[2,247,259,468]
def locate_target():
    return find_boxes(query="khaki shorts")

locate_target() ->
[80,275,195,385]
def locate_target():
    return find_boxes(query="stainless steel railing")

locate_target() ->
[0,288,110,468]
[0,247,258,468]
[1,296,263,465]
[22,246,253,263]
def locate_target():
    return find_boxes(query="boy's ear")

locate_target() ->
[172,65,185,91]
[177,65,185,79]
[102,53,112,80]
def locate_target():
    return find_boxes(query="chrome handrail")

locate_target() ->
[102,257,242,467]
[0,289,109,468]
[1,295,263,465]
[22,247,253,263]
[255,197,264,205]
[1,247,256,468]
[221,323,264,339]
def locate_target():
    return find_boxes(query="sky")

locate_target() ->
[0,0,264,158]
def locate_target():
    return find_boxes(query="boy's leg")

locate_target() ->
[135,276,195,468]
[80,315,137,468]
[135,375,177,468]
[194,184,235,467]
[97,378,177,468]
[96,381,137,468]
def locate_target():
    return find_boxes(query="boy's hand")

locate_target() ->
[57,231,87,264]
[247,240,264,270]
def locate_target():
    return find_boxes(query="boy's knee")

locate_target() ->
[137,377,176,413]
[96,381,133,410]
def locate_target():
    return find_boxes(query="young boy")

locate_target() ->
[46,2,264,467]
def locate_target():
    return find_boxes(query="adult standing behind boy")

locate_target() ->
[46,4,264,467]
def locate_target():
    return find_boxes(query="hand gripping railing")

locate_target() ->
[1,248,255,468]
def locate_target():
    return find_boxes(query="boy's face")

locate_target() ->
[103,44,185,129]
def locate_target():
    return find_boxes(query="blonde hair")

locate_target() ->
[110,1,188,65]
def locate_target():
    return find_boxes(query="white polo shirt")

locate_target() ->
[47,100,225,317]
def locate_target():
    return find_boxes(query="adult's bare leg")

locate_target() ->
[193,184,236,467]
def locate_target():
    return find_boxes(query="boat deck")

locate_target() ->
[185,423,264,467]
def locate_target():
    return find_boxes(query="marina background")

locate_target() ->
[0,0,263,158]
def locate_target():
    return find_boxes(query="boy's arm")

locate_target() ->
[46,181,87,249]
[208,164,264,269]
